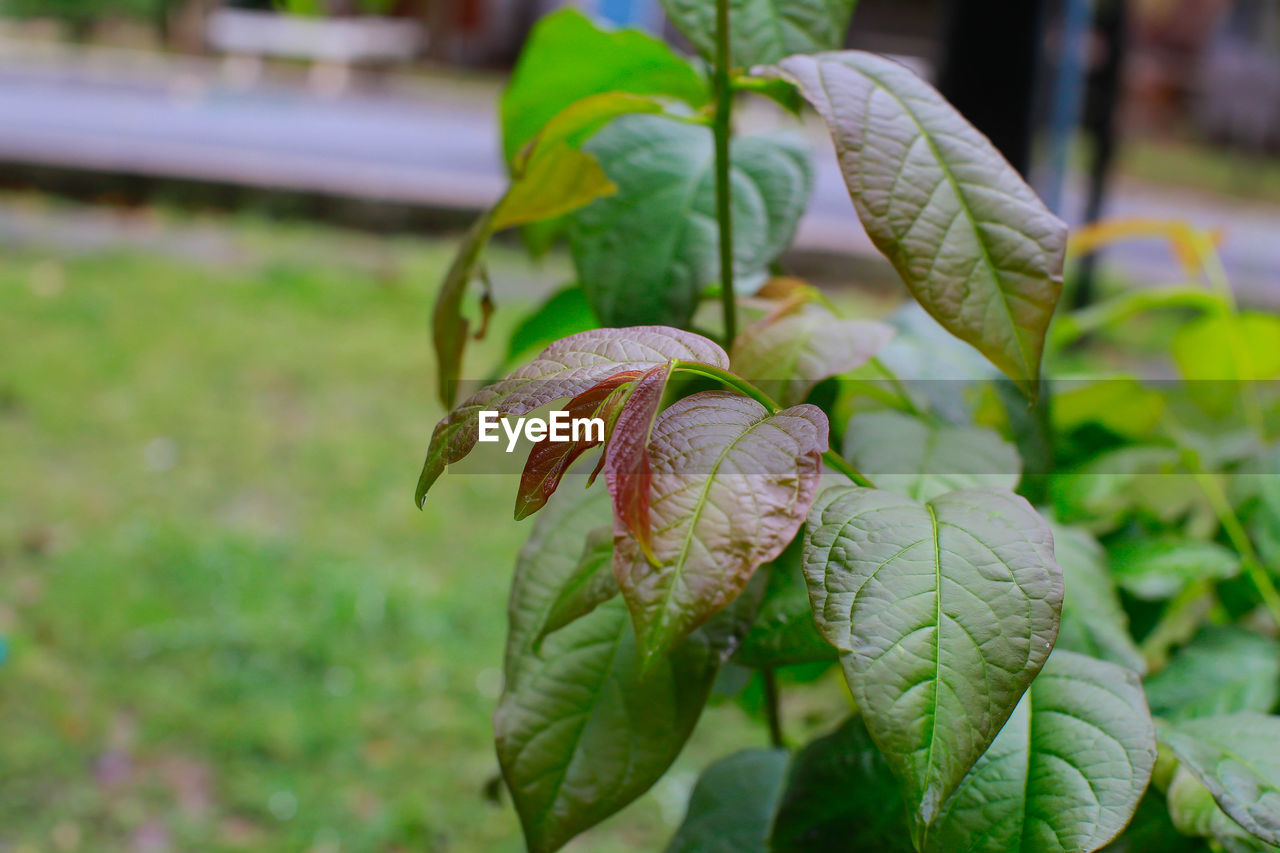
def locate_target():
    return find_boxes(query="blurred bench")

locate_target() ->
[207,8,426,93]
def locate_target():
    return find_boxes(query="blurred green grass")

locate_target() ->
[0,220,769,852]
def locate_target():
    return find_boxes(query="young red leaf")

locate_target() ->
[603,362,677,561]
[416,326,728,508]
[612,391,828,667]
[514,370,642,521]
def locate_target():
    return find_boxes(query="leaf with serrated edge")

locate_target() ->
[665,749,790,853]
[802,485,1062,842]
[572,116,812,327]
[615,392,827,667]
[498,486,747,853]
[1159,713,1280,846]
[1145,627,1280,721]
[758,52,1066,396]
[926,650,1156,852]
[661,0,857,68]
[1051,522,1145,674]
[416,326,727,507]
[731,304,894,406]
[844,409,1021,502]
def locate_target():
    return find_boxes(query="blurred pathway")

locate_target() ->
[1,43,1278,304]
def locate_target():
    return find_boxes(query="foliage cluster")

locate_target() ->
[422,4,1280,852]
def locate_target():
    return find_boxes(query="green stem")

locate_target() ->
[713,0,736,346]
[672,361,876,488]
[762,668,785,748]
[1194,471,1280,629]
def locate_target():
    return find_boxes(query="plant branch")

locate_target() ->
[762,669,785,748]
[713,0,737,346]
[1194,470,1280,630]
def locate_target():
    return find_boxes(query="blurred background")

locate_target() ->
[2,0,1279,850]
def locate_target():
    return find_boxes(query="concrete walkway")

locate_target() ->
[1,42,1277,304]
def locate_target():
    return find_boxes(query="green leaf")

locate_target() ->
[1159,713,1280,847]
[432,212,495,408]
[432,131,620,408]
[1168,765,1280,853]
[730,303,894,407]
[665,748,790,853]
[614,392,827,667]
[1173,312,1280,383]
[1145,627,1280,721]
[572,115,812,327]
[1053,378,1166,440]
[802,485,1062,842]
[535,526,618,646]
[416,325,727,507]
[498,487,744,853]
[505,285,598,364]
[1051,522,1146,674]
[758,52,1067,396]
[734,535,835,668]
[1109,537,1242,601]
[770,716,914,852]
[493,142,616,232]
[660,0,857,68]
[500,8,708,164]
[1048,445,1188,532]
[926,650,1157,852]
[843,409,1021,502]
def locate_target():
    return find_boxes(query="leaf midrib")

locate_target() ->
[831,58,1036,379]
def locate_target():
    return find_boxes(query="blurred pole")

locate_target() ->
[1073,0,1129,309]
[937,0,1049,176]
[1042,0,1097,215]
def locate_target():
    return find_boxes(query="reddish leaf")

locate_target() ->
[417,326,728,507]
[514,371,642,521]
[603,362,676,560]
[612,392,828,666]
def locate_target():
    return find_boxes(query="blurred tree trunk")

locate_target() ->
[936,0,1049,176]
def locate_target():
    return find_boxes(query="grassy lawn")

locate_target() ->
[0,213,776,852]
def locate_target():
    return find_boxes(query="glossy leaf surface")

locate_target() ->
[572,115,812,327]
[759,52,1066,395]
[926,650,1157,852]
[1159,713,1280,847]
[417,326,727,507]
[497,488,740,853]
[803,485,1063,840]
[614,392,827,666]
[844,410,1021,502]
